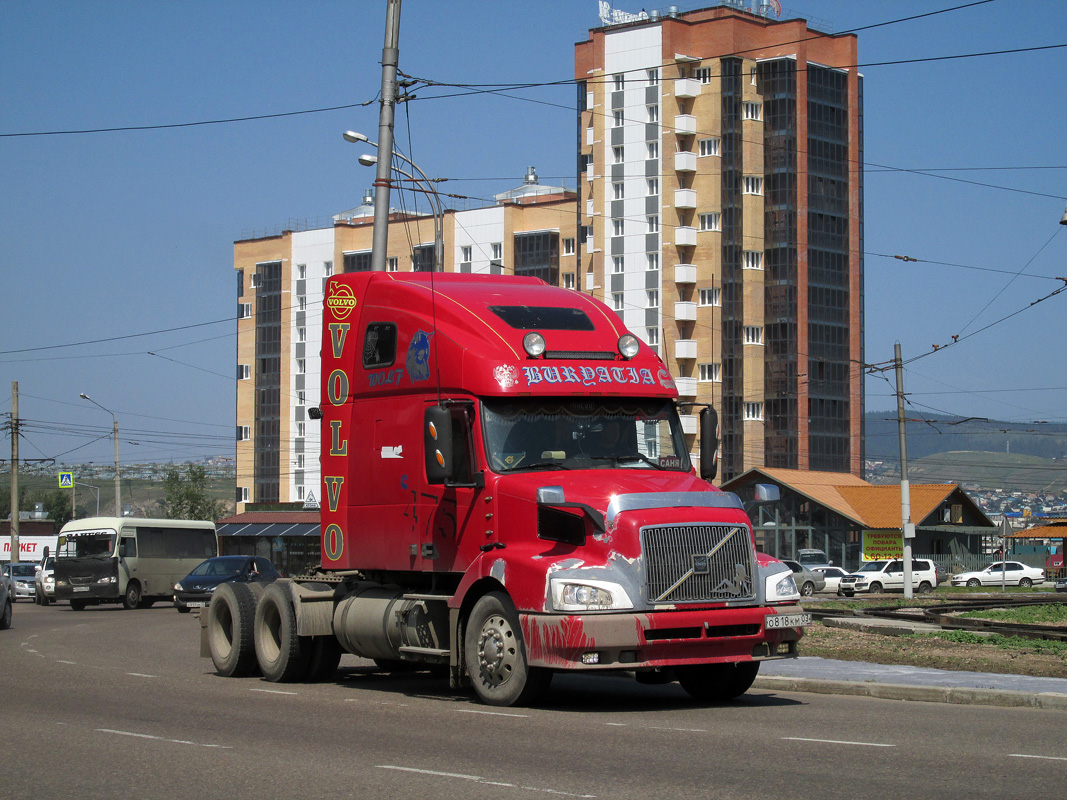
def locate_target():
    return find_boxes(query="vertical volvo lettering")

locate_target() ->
[202,272,808,705]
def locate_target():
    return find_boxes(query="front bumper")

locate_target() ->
[55,584,120,601]
[519,605,807,670]
[13,582,36,599]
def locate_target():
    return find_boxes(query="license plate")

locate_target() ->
[187,601,206,608]
[73,587,90,593]
[766,613,811,629]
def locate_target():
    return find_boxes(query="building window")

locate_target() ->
[461,246,472,263]
[564,272,575,290]
[646,215,659,233]
[647,105,659,123]
[646,178,659,196]
[613,182,624,200]
[583,225,593,242]
[344,251,372,272]
[613,73,624,91]
[250,273,260,289]
[646,253,659,271]
[296,264,306,280]
[698,137,720,157]
[296,486,305,501]
[237,269,244,298]
[491,242,503,260]
[298,296,307,311]
[297,391,306,406]
[699,363,722,383]
[647,290,659,309]
[743,176,763,195]
[744,402,764,421]
[324,261,334,276]
[238,303,251,319]
[297,327,306,343]
[296,422,306,438]
[699,287,721,307]
[387,257,398,272]
[744,251,764,270]
[613,292,624,311]
[237,364,251,380]
[698,212,721,232]
[236,425,250,441]
[613,146,625,164]
[237,487,250,503]
[297,358,306,374]
[612,256,625,273]
[647,68,659,86]
[743,326,763,345]
[613,219,625,237]
[646,141,658,160]
[296,454,305,470]
[743,102,762,121]
[613,109,624,128]
[513,231,560,284]
[563,237,575,256]
[646,327,659,346]
[695,66,712,84]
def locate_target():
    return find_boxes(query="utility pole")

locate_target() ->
[895,344,915,599]
[9,382,19,564]
[370,0,402,272]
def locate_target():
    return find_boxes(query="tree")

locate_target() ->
[159,465,225,521]
[34,488,78,531]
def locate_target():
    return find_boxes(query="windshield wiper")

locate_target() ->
[617,454,667,470]
[519,460,570,471]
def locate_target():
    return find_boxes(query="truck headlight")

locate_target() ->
[551,578,634,611]
[762,563,800,602]
[95,576,116,585]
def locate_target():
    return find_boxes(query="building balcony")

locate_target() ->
[673,114,696,135]
[675,151,697,172]
[674,188,697,209]
[674,78,702,99]
[674,263,696,284]
[679,413,698,435]
[675,377,698,397]
[674,301,697,322]
[675,339,697,360]
[675,226,697,247]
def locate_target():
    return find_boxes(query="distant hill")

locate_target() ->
[864,412,1067,493]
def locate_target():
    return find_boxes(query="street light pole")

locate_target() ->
[80,393,121,516]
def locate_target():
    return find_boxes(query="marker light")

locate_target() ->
[618,334,640,359]
[523,332,547,357]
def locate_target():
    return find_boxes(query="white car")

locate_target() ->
[951,561,1045,588]
[813,566,853,595]
[838,559,938,595]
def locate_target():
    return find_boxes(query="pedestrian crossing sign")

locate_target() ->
[58,472,73,488]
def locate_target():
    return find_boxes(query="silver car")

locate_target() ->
[781,559,827,597]
[6,563,37,601]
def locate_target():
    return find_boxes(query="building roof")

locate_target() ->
[741,467,869,525]
[1012,521,1067,539]
[216,511,319,525]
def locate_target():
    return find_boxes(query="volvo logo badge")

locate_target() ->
[692,554,709,574]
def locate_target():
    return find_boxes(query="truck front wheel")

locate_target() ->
[677,661,760,703]
[464,592,551,707]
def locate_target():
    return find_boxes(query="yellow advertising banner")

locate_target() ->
[862,530,903,561]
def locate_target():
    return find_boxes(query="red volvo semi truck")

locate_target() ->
[203,271,808,706]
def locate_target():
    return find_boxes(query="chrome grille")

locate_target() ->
[642,524,756,603]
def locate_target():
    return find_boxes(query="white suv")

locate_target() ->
[838,559,937,596]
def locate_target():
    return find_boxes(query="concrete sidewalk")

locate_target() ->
[754,611,1067,710]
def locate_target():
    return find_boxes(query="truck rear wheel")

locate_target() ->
[464,591,551,707]
[304,636,343,682]
[677,661,760,703]
[123,581,142,610]
[254,582,310,682]
[207,582,259,677]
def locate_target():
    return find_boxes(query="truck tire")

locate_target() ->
[254,582,310,682]
[464,591,551,707]
[123,581,142,610]
[304,636,343,682]
[677,661,760,702]
[207,582,259,677]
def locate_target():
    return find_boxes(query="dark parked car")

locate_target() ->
[1055,575,1067,593]
[173,556,280,612]
[0,570,11,630]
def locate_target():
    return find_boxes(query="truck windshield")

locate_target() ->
[482,398,690,473]
[57,531,117,559]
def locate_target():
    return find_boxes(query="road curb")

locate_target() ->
[753,675,1067,711]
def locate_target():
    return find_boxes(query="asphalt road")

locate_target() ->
[2,602,1065,800]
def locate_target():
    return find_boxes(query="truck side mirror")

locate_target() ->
[699,407,719,482]
[424,406,453,484]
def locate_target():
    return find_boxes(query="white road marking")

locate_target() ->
[783,737,894,748]
[344,698,408,706]
[57,660,77,665]
[458,709,529,718]
[377,765,596,797]
[250,688,298,695]
[647,725,708,733]
[126,672,157,678]
[1009,753,1067,762]
[96,728,231,749]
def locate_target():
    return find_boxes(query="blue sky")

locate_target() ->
[2,0,1065,468]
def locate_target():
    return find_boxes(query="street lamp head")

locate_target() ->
[343,130,370,144]
[1060,203,1067,226]
[358,154,378,167]
[79,393,90,400]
